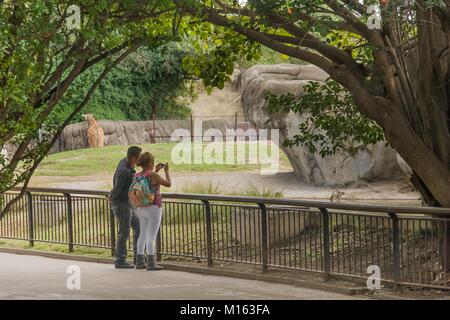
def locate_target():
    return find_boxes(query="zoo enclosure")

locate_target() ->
[1,187,449,290]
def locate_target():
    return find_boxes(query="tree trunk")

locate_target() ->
[381,105,450,208]
[190,0,450,274]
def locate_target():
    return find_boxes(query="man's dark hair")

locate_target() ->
[127,146,142,160]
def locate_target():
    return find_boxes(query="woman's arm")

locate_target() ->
[151,163,171,188]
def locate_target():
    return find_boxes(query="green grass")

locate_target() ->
[0,239,112,258]
[35,142,290,176]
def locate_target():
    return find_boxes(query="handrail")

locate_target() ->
[3,185,450,289]
[10,187,450,215]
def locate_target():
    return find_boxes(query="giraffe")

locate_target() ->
[82,113,105,148]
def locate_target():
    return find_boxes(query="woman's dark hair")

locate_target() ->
[127,146,142,160]
[137,152,154,168]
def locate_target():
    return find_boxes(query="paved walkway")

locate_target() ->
[0,253,360,300]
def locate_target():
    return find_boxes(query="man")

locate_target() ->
[110,146,142,268]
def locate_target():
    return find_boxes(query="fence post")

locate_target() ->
[156,229,162,262]
[389,212,401,286]
[110,207,116,258]
[258,203,268,272]
[320,208,331,278]
[26,191,34,247]
[202,200,213,266]
[63,193,74,253]
[190,114,194,143]
[234,112,238,142]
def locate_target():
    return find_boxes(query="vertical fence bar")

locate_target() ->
[234,112,238,142]
[389,212,401,286]
[110,208,116,257]
[320,208,331,278]
[26,191,34,247]
[202,200,213,266]
[64,193,74,252]
[258,203,268,272]
[444,221,448,282]
[190,114,194,143]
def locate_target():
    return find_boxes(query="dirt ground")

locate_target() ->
[29,168,420,205]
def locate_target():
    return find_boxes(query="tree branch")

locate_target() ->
[0,41,144,220]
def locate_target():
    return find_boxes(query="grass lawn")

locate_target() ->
[35,142,290,177]
[0,239,112,258]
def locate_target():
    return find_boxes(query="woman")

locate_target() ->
[134,152,171,271]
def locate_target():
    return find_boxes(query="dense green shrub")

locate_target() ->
[48,42,195,125]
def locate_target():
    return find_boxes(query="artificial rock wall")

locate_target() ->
[238,64,403,186]
[51,119,235,153]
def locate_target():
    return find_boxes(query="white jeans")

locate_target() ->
[136,205,162,255]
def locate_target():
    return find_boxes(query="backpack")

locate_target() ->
[128,172,156,208]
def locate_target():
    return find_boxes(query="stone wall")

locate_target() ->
[51,119,236,153]
[238,64,404,186]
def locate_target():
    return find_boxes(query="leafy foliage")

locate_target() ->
[182,22,261,90]
[0,0,178,200]
[242,46,307,67]
[268,80,385,157]
[49,42,194,124]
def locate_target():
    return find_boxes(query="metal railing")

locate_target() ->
[1,187,450,289]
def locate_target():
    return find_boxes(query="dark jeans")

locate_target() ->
[112,204,140,264]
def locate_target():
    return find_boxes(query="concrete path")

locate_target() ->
[0,253,361,300]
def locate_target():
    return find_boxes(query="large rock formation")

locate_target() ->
[238,64,403,186]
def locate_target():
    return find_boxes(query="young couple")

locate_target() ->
[109,146,171,271]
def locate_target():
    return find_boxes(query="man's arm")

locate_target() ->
[110,170,130,200]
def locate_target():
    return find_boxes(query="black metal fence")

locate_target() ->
[1,187,450,289]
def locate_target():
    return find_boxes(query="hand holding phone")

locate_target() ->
[155,163,165,172]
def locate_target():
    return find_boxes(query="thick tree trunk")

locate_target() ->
[371,98,450,272]
[409,8,450,272]
[194,0,450,274]
[335,65,450,209]
[381,106,450,208]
